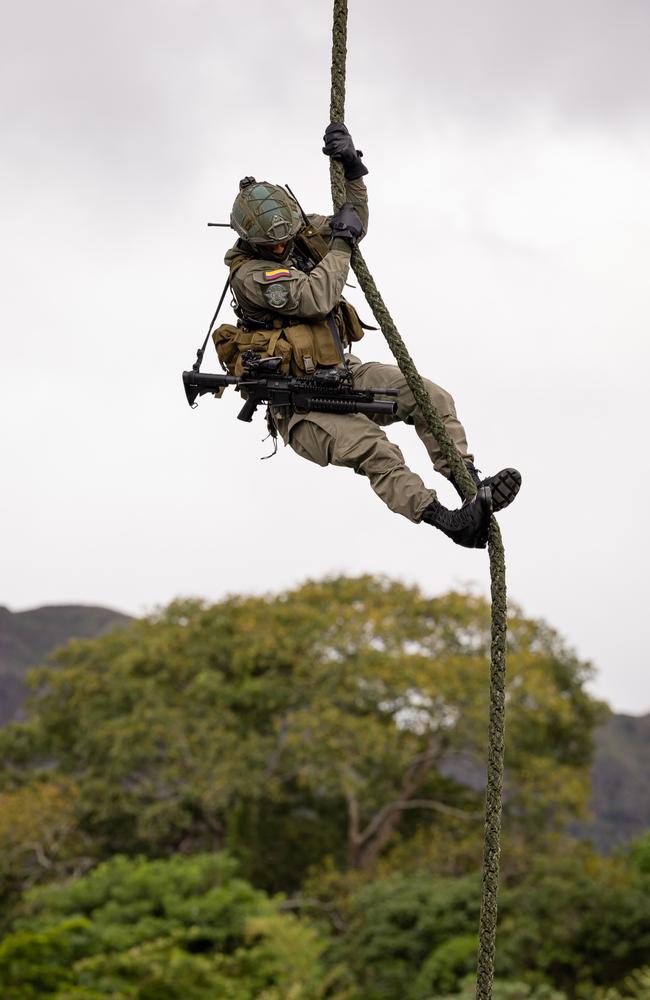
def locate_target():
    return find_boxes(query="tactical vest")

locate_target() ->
[212,225,367,378]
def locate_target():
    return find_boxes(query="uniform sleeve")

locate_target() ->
[344,176,369,235]
[232,245,352,321]
[231,177,368,322]
[308,176,369,241]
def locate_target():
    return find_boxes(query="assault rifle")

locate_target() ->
[182,351,399,422]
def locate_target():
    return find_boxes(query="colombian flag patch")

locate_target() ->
[263,268,290,282]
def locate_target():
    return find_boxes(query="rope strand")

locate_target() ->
[328,3,508,997]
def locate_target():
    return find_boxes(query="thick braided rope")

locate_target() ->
[329,3,507,997]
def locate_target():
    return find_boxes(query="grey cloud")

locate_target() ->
[2,1,649,716]
[350,0,650,123]
[0,1,327,195]
[4,0,649,170]
[2,0,648,217]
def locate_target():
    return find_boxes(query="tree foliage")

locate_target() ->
[498,851,650,995]
[0,852,343,1000]
[0,576,647,997]
[627,831,650,876]
[327,872,482,998]
[0,577,605,894]
[0,779,91,920]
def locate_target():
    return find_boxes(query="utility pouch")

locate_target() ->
[284,325,318,374]
[212,323,292,376]
[212,324,241,373]
[285,322,342,372]
[213,316,349,378]
[338,300,366,343]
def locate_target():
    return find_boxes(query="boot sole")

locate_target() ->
[484,468,521,512]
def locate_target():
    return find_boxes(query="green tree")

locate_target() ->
[585,967,650,998]
[0,577,605,890]
[627,831,650,876]
[0,852,342,1000]
[0,779,93,928]
[318,870,567,998]
[440,979,567,999]
[317,846,650,999]
[325,872,482,998]
[497,849,650,995]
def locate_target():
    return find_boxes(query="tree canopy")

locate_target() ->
[2,575,644,999]
[0,577,606,887]
[0,852,340,999]
[0,577,604,890]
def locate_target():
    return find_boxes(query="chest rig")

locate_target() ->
[213,224,366,378]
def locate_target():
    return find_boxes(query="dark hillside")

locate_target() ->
[0,604,132,724]
[589,712,650,850]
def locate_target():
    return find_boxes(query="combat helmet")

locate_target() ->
[230,177,303,251]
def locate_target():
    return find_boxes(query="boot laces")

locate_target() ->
[431,497,481,531]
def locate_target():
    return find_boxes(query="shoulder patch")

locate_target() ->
[263,282,290,309]
[263,267,291,281]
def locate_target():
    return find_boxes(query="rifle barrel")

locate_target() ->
[300,396,397,417]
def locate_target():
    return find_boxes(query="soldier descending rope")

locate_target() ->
[208,123,521,548]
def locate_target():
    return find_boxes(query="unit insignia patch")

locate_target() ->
[264,282,290,309]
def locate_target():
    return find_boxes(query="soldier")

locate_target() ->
[215,123,521,548]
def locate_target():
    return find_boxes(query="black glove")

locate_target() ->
[322,122,369,180]
[330,202,364,247]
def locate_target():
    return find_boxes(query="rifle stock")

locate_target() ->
[182,369,237,408]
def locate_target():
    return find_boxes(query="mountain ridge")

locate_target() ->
[0,603,133,723]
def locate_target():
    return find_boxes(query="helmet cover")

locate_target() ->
[230,179,302,247]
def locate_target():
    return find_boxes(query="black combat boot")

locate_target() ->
[421,486,492,548]
[451,462,522,513]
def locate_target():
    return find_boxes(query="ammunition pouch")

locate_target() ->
[212,323,292,376]
[212,301,366,378]
[338,299,366,343]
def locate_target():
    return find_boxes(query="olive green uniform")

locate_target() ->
[224,178,369,327]
[224,178,473,523]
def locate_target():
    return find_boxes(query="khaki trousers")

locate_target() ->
[277,356,473,523]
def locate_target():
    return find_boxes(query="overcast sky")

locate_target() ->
[2,0,649,714]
